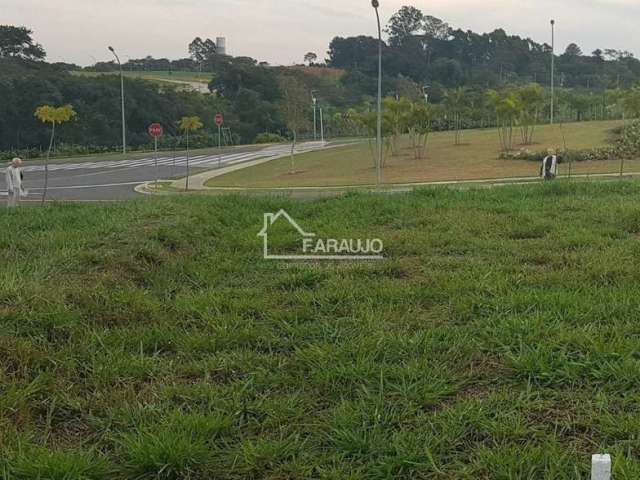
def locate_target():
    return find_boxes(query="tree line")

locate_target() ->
[328,5,640,98]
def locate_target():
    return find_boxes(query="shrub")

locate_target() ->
[254,133,286,144]
[500,120,640,163]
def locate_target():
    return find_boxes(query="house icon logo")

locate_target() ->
[258,209,384,261]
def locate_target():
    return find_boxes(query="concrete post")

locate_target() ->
[592,454,611,480]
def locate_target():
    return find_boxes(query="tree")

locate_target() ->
[0,25,46,60]
[622,88,640,119]
[386,6,425,47]
[327,36,381,71]
[517,83,545,144]
[407,103,432,159]
[383,97,412,156]
[188,37,217,62]
[487,90,522,151]
[423,16,450,40]
[443,87,468,145]
[179,116,203,191]
[279,76,309,174]
[303,52,318,66]
[34,105,77,204]
[564,43,583,57]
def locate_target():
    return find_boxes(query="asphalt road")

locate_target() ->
[0,142,327,202]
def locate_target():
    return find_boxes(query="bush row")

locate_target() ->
[501,120,640,163]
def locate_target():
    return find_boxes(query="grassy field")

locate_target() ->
[72,71,211,91]
[207,120,636,188]
[3,182,640,478]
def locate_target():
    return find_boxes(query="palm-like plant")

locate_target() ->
[444,87,468,146]
[34,104,77,204]
[487,90,522,152]
[179,116,203,191]
[382,97,412,156]
[516,83,545,145]
[407,104,432,160]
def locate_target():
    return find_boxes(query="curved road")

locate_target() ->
[0,142,329,202]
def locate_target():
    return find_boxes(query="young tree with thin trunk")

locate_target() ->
[179,116,203,191]
[383,97,412,156]
[279,76,310,174]
[517,83,545,145]
[444,87,467,146]
[487,90,522,152]
[408,103,432,159]
[34,104,77,204]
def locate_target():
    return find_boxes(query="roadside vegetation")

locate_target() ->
[2,182,640,478]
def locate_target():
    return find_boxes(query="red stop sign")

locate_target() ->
[148,123,163,138]
[215,113,224,127]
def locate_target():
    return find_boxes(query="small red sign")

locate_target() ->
[148,123,163,138]
[215,113,224,127]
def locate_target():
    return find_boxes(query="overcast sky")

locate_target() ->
[4,0,640,66]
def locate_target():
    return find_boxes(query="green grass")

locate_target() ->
[207,120,630,188]
[3,182,640,478]
[72,70,212,85]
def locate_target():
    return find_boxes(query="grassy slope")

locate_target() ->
[207,120,631,188]
[72,70,212,86]
[2,182,640,478]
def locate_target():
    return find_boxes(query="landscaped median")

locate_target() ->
[204,120,632,189]
[2,181,640,477]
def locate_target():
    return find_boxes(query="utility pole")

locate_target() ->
[372,0,382,186]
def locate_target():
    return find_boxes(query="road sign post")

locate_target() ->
[148,123,164,190]
[215,113,224,168]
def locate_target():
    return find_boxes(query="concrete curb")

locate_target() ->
[135,170,640,198]
[170,141,351,191]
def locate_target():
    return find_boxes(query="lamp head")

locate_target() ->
[372,0,379,8]
[108,46,115,52]
[550,19,555,25]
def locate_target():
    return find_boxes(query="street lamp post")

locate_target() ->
[108,46,127,154]
[422,85,430,105]
[311,91,318,141]
[550,20,555,125]
[372,0,382,186]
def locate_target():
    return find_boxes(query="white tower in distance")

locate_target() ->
[216,37,227,56]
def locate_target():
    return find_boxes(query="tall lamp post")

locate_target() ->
[311,91,318,141]
[422,85,430,105]
[108,46,127,154]
[372,0,382,186]
[550,20,555,125]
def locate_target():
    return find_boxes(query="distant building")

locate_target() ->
[216,37,227,56]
